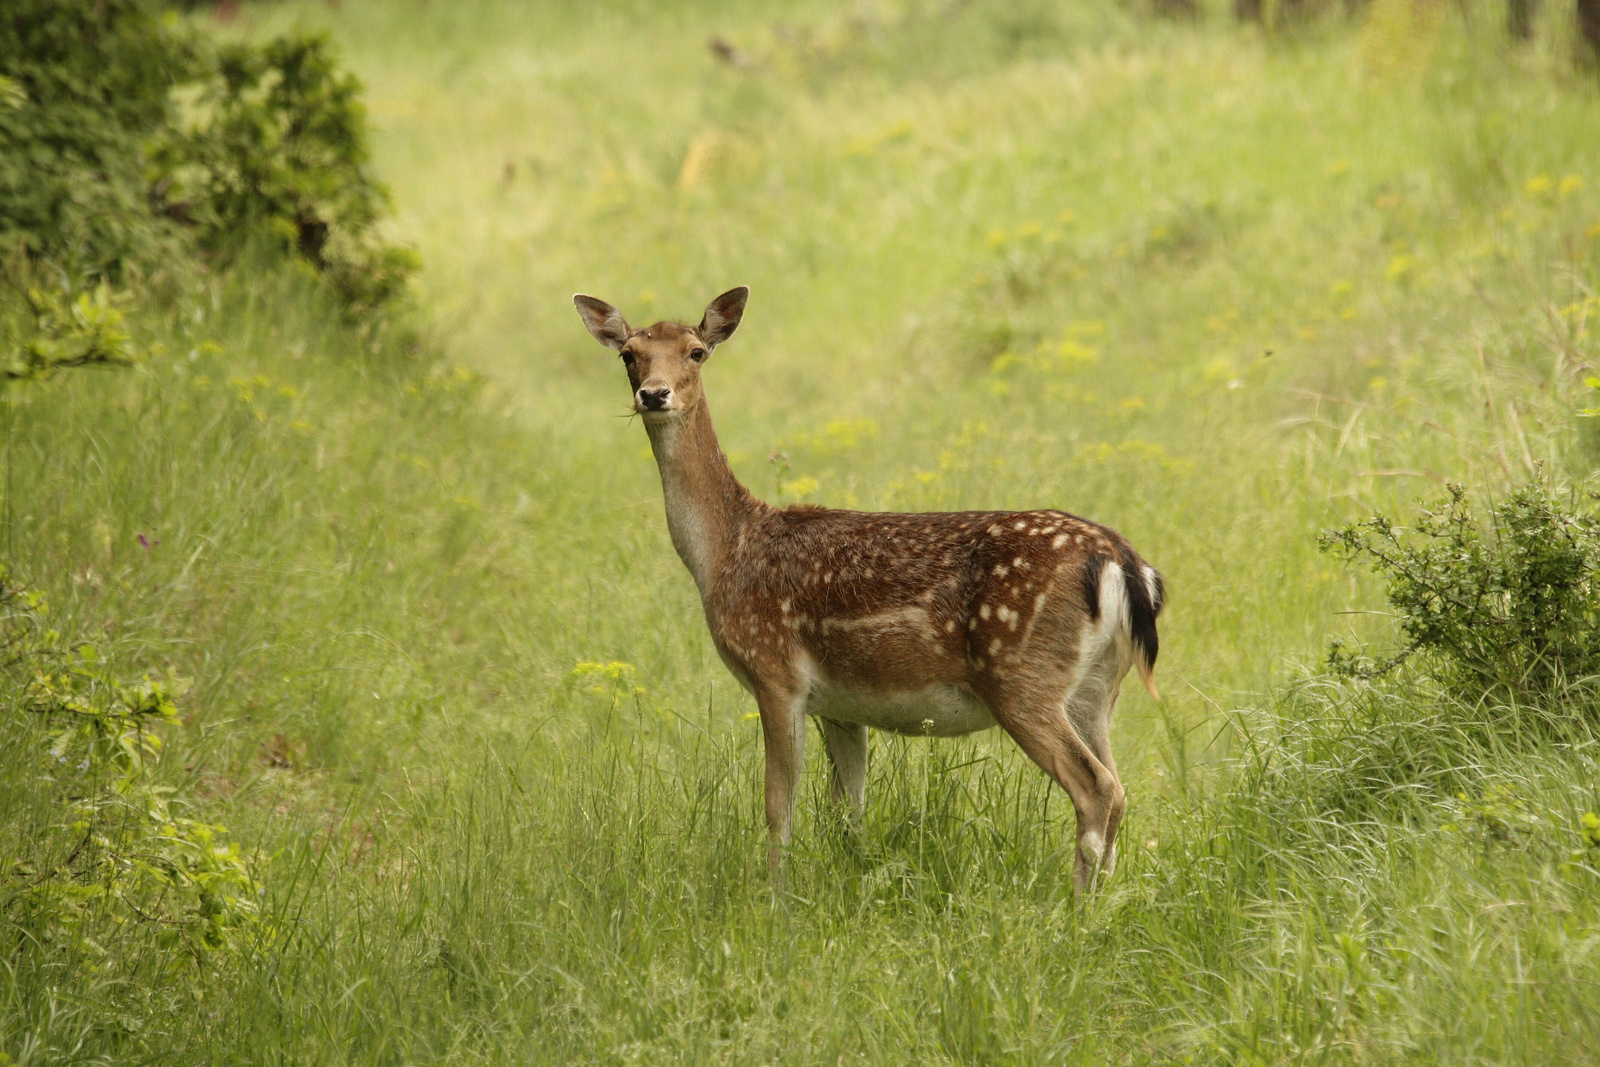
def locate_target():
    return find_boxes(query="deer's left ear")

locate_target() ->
[698,286,749,350]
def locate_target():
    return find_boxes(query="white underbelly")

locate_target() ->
[805,679,997,737]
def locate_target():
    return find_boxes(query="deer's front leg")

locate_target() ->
[757,684,808,882]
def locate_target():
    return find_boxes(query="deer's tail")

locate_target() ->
[1082,548,1165,700]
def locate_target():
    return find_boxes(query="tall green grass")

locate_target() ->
[4,0,1600,1062]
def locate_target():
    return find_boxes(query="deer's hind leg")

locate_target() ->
[818,718,868,822]
[1063,645,1131,878]
[976,672,1124,895]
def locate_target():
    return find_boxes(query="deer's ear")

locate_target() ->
[698,286,749,349]
[573,294,631,351]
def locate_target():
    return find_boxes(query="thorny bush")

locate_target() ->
[1321,476,1600,706]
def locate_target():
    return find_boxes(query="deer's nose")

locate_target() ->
[637,386,672,411]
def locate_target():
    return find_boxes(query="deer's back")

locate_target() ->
[707,505,1148,712]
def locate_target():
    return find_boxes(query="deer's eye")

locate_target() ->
[620,350,636,366]
[689,349,708,363]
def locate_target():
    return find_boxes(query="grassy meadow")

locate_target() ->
[5,0,1600,1061]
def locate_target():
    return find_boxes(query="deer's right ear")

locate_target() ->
[573,294,631,351]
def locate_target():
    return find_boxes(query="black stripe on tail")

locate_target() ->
[1122,550,1163,674]
[1080,547,1164,671]
[1080,554,1109,622]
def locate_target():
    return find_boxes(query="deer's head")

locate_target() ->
[573,287,748,421]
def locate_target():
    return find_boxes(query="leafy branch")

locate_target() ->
[4,285,135,382]
[1,564,260,957]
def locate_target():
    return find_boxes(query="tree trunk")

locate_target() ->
[1236,0,1262,21]
[1507,0,1537,40]
[1580,0,1600,64]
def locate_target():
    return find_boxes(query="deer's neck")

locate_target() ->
[644,401,761,596]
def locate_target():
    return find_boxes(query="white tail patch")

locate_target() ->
[1098,559,1160,701]
[1096,560,1129,642]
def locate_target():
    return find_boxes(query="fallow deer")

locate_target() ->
[573,286,1164,893]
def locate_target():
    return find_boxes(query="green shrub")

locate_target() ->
[151,32,419,316]
[0,1,414,314]
[0,565,260,961]
[0,0,194,278]
[1321,477,1600,705]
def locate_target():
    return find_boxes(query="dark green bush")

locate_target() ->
[151,33,419,315]
[0,0,194,278]
[0,1,413,314]
[1321,477,1600,704]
